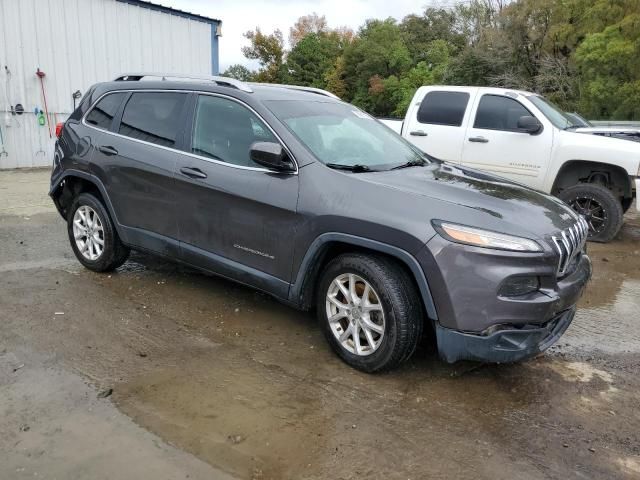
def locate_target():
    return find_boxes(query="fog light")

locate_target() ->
[499,276,539,297]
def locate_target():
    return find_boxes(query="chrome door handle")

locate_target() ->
[180,167,207,179]
[410,130,428,136]
[468,136,488,143]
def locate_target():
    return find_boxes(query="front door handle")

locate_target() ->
[180,167,208,179]
[98,145,118,156]
[410,130,428,136]
[468,136,489,143]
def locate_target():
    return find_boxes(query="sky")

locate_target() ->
[165,0,433,72]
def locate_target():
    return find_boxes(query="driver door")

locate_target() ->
[174,94,299,293]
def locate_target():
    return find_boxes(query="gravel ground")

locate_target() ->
[1,168,639,479]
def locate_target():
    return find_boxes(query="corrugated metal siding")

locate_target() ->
[0,0,214,169]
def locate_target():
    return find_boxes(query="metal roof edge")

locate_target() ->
[115,0,221,24]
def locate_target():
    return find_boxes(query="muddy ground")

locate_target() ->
[1,168,639,480]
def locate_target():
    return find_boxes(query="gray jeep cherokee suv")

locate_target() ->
[50,74,592,372]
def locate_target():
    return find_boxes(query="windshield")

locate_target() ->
[265,100,425,171]
[527,95,574,129]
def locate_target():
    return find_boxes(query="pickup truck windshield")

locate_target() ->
[266,100,425,171]
[527,95,573,129]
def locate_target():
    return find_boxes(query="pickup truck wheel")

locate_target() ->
[558,183,623,243]
[67,193,130,272]
[317,253,422,372]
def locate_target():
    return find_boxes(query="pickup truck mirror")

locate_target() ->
[250,142,296,172]
[517,115,542,135]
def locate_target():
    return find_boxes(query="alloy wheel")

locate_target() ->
[325,273,386,356]
[72,205,105,261]
[569,196,607,235]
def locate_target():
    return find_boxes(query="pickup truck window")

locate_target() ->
[473,94,532,132]
[528,95,572,129]
[417,91,469,127]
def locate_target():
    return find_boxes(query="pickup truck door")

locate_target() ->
[402,89,474,162]
[460,93,552,190]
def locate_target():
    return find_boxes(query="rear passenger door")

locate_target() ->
[89,91,189,253]
[174,94,299,294]
[403,89,472,162]
[460,94,552,189]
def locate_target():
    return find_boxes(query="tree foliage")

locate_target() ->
[236,2,640,119]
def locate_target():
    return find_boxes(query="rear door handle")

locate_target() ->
[468,136,489,143]
[180,167,208,179]
[410,130,428,136]
[98,145,118,156]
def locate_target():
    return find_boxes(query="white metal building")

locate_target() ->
[0,0,221,169]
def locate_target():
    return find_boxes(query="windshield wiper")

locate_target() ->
[390,158,427,170]
[325,163,374,172]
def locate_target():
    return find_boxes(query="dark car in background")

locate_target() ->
[50,74,592,372]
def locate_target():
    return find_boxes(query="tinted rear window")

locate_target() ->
[118,92,187,147]
[417,91,469,127]
[85,92,126,130]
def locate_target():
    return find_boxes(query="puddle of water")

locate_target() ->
[563,277,640,354]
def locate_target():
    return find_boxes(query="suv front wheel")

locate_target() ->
[67,193,130,272]
[317,253,423,372]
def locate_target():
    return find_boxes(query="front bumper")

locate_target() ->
[435,307,575,363]
[419,234,592,363]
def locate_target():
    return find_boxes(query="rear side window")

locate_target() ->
[473,95,532,131]
[118,92,187,147]
[85,92,126,130]
[417,91,469,126]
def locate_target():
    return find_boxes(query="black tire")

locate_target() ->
[316,253,423,373]
[67,192,130,272]
[558,183,623,243]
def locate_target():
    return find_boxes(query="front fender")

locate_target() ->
[288,232,438,320]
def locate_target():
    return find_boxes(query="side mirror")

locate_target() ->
[517,115,542,134]
[250,142,295,172]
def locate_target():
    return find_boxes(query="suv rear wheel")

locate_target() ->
[67,193,130,272]
[317,253,422,372]
[558,183,623,243]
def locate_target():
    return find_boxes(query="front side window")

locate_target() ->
[191,95,277,167]
[266,100,425,170]
[118,92,187,147]
[85,92,126,130]
[417,91,469,126]
[527,95,573,129]
[474,95,533,132]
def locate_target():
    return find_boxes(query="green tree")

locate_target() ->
[222,64,254,81]
[575,12,640,118]
[324,55,347,98]
[242,28,286,83]
[382,40,454,116]
[286,32,342,88]
[343,19,412,114]
[400,8,467,63]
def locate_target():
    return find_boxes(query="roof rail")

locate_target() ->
[113,73,253,93]
[249,82,339,99]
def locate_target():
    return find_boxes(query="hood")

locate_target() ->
[357,162,579,239]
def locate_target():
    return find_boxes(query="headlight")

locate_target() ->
[435,222,542,252]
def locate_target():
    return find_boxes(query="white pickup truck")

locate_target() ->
[381,86,640,242]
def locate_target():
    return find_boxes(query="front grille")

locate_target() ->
[551,216,588,277]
